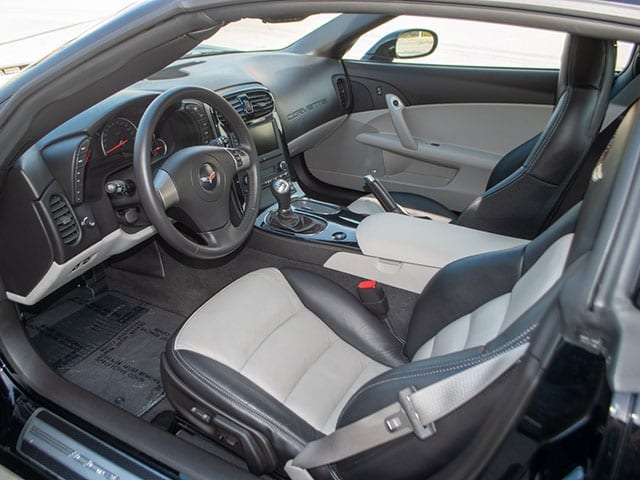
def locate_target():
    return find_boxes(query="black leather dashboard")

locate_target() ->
[0,50,350,304]
[142,51,349,141]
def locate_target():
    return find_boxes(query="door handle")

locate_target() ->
[385,94,418,150]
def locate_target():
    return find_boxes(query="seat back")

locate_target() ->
[455,35,615,239]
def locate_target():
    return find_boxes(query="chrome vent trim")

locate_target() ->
[224,89,275,122]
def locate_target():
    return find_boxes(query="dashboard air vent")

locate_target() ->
[333,76,352,111]
[48,194,80,246]
[336,78,349,108]
[226,90,274,122]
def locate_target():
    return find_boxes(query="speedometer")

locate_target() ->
[100,117,137,156]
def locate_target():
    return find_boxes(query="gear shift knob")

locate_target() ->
[270,178,292,214]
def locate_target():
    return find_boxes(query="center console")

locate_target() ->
[240,102,361,246]
[255,180,360,246]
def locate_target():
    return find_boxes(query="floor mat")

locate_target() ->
[27,292,184,416]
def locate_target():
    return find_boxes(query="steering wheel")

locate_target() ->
[134,86,260,260]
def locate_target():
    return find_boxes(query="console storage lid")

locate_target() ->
[356,213,528,269]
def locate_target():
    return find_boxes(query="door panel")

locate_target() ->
[346,62,557,110]
[306,103,553,210]
[303,62,557,210]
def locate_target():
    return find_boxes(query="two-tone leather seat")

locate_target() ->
[348,35,615,239]
[162,205,579,478]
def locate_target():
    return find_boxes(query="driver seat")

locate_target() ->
[162,215,583,478]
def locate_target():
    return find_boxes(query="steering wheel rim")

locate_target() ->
[134,86,260,260]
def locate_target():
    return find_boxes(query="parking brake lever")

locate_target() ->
[386,93,418,150]
[363,175,405,214]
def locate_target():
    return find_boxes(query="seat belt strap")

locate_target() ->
[285,343,528,480]
[601,73,640,132]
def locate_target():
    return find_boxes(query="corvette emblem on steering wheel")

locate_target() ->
[199,163,218,191]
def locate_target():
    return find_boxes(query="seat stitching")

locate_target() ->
[524,89,573,170]
[462,314,473,350]
[238,308,303,373]
[282,336,339,404]
[338,325,535,420]
[369,326,533,384]
[329,467,342,480]
[497,296,513,335]
[382,316,406,345]
[321,360,382,433]
[174,350,307,448]
[420,339,434,360]
[429,330,440,358]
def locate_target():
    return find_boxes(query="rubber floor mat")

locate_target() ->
[27,292,184,416]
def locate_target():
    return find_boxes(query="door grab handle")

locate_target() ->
[385,94,418,150]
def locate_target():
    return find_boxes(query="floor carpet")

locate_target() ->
[26,292,184,416]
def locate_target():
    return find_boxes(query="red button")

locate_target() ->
[358,280,377,289]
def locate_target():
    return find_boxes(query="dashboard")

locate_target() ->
[0,50,351,305]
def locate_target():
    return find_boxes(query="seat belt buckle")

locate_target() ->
[397,387,436,440]
[357,280,389,318]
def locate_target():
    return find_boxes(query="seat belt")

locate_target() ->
[601,72,640,132]
[285,343,528,480]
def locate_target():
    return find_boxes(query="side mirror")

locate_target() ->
[395,30,438,59]
[361,29,438,63]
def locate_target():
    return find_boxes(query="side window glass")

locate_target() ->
[616,42,635,72]
[344,16,565,68]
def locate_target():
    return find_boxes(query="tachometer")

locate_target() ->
[100,117,137,156]
[151,138,168,157]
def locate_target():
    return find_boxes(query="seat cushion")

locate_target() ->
[164,268,402,464]
[348,192,457,222]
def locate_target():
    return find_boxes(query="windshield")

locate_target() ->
[185,14,340,57]
[0,1,135,86]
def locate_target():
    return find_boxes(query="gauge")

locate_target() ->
[151,138,168,157]
[100,117,137,156]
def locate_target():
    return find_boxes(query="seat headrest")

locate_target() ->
[557,35,614,97]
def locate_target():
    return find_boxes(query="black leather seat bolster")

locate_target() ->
[522,203,580,271]
[557,35,615,95]
[280,268,407,367]
[334,360,525,480]
[341,294,546,428]
[389,192,458,220]
[404,203,581,359]
[454,168,559,238]
[487,134,541,189]
[164,345,322,463]
[403,247,524,358]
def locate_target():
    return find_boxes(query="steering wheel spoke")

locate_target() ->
[198,222,241,249]
[154,169,180,209]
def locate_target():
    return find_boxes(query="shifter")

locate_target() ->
[267,179,324,234]
[271,178,293,215]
